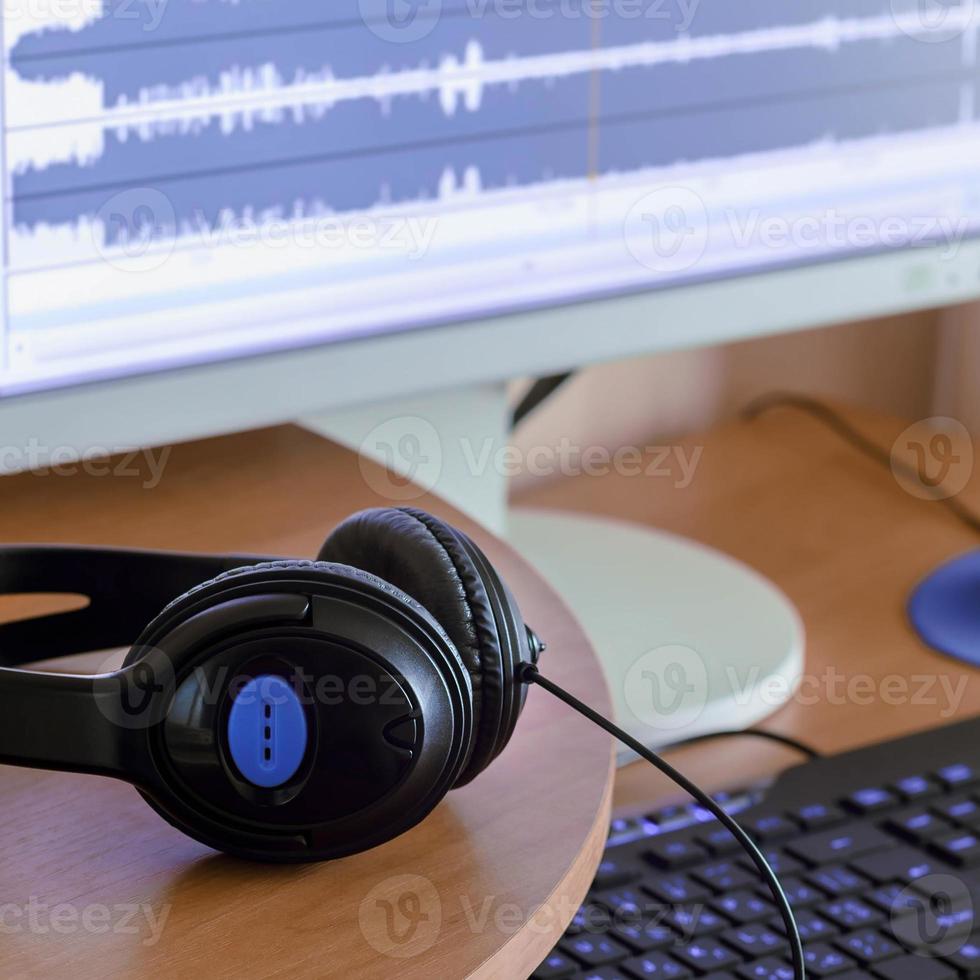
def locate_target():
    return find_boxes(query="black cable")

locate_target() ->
[511,372,577,430]
[743,392,980,536]
[522,665,806,980]
[661,727,822,760]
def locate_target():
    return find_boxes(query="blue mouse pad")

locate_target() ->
[909,549,980,666]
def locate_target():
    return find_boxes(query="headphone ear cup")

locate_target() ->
[319,507,530,785]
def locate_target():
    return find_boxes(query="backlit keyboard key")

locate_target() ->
[621,950,692,978]
[735,957,794,979]
[850,845,940,884]
[722,923,784,957]
[833,928,901,964]
[793,803,846,830]
[820,897,883,931]
[885,810,952,842]
[644,838,707,870]
[712,891,773,924]
[937,764,979,790]
[891,775,942,802]
[692,860,754,892]
[844,787,898,815]
[672,936,741,973]
[871,954,957,979]
[806,865,868,897]
[787,822,893,866]
[802,941,855,975]
[644,873,710,905]
[561,935,632,968]
[532,950,579,978]
[932,830,980,867]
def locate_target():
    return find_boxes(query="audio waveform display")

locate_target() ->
[2,0,979,393]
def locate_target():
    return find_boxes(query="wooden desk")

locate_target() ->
[0,428,614,980]
[513,404,980,808]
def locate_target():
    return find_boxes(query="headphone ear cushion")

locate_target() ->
[319,507,512,785]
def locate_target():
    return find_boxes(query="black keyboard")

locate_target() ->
[533,717,980,980]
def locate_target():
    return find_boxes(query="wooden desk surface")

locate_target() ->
[513,403,980,808]
[0,427,614,980]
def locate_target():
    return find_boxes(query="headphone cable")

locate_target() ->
[521,664,807,980]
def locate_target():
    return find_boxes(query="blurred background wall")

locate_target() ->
[511,301,980,496]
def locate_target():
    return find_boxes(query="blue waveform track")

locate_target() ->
[6,0,978,245]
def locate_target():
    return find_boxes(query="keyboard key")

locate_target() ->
[644,874,710,905]
[594,855,644,891]
[611,920,675,953]
[845,787,898,815]
[713,890,774,924]
[942,932,980,975]
[579,969,634,980]
[696,826,741,856]
[672,936,741,973]
[803,941,856,975]
[722,922,784,957]
[769,876,825,908]
[735,957,794,979]
[621,951,692,978]
[888,879,975,951]
[700,974,739,980]
[561,935,632,968]
[595,887,651,922]
[738,847,803,877]
[892,775,942,802]
[532,950,579,978]
[932,831,980,867]
[806,865,868,897]
[664,904,729,938]
[885,810,953,843]
[866,883,909,917]
[850,845,940,884]
[773,909,838,942]
[933,797,980,825]
[792,803,847,830]
[567,903,613,935]
[834,928,902,964]
[644,837,707,870]
[693,860,755,892]
[787,821,893,866]
[936,764,979,790]
[743,813,797,842]
[871,954,957,979]
[820,897,883,931]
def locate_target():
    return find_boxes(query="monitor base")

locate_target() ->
[507,508,806,766]
[909,550,980,667]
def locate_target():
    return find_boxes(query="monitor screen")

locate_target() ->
[3,0,978,396]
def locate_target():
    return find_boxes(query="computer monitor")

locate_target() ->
[2,0,979,459]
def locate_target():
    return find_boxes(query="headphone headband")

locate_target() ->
[0,546,275,667]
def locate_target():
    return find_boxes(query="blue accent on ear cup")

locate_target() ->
[227,675,308,788]
[908,550,980,667]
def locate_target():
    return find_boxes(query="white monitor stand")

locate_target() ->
[303,382,805,765]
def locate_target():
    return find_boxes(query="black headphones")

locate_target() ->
[0,507,545,862]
